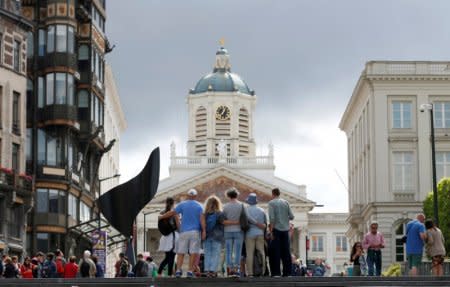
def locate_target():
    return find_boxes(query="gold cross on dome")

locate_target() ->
[219,38,225,47]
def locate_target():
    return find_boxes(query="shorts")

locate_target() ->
[176,230,201,254]
[407,254,422,269]
[432,255,444,266]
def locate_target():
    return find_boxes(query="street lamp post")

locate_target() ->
[421,103,439,227]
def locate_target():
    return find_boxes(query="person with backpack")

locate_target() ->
[114,252,129,277]
[244,193,267,277]
[91,255,104,278]
[133,254,149,277]
[55,249,66,278]
[203,195,225,278]
[159,189,205,278]
[146,256,158,277]
[41,252,57,278]
[157,197,179,277]
[79,250,96,278]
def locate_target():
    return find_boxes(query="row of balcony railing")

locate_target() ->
[170,155,274,168]
[0,168,32,191]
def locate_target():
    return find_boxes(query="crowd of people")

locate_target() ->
[349,213,446,277]
[0,189,446,279]
[157,187,295,278]
[0,249,104,279]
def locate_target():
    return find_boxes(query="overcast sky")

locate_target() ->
[105,0,450,212]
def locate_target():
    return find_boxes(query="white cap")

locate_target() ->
[187,189,197,196]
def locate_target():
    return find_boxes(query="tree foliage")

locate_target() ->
[423,178,450,256]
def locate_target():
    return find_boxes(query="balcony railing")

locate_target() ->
[170,156,274,169]
[0,168,32,193]
[365,61,450,76]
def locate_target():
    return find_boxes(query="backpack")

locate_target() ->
[55,258,65,275]
[253,249,264,277]
[158,216,177,236]
[41,260,53,278]
[119,259,129,277]
[80,260,91,277]
[206,213,218,232]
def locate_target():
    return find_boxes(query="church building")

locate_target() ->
[137,46,349,274]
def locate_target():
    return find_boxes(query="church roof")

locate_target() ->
[190,46,254,95]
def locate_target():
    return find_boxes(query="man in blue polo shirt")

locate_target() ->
[159,189,205,278]
[405,213,426,276]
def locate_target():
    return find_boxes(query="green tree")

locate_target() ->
[423,177,450,256]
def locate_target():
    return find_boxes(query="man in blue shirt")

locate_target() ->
[159,189,205,278]
[405,213,426,276]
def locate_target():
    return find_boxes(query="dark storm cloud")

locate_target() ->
[106,0,450,192]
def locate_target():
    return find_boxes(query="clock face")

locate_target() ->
[215,105,231,120]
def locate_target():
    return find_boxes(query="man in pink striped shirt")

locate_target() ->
[362,222,385,276]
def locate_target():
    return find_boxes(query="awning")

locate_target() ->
[67,218,127,247]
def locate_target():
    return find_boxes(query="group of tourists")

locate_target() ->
[157,187,295,278]
[350,213,446,276]
[0,249,103,279]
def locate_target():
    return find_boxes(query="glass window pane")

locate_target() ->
[37,233,49,253]
[78,45,89,60]
[38,29,45,56]
[37,189,48,212]
[67,26,74,53]
[78,90,89,107]
[55,73,66,104]
[49,189,58,213]
[67,74,74,105]
[27,32,33,58]
[37,77,44,108]
[47,135,56,166]
[59,191,66,214]
[46,73,54,105]
[56,25,67,52]
[47,25,55,53]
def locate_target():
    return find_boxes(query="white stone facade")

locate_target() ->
[136,46,349,275]
[339,61,450,268]
[99,63,126,277]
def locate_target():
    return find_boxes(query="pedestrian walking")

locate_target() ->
[405,214,426,276]
[425,219,446,276]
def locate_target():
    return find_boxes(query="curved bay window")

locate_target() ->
[42,73,74,106]
[38,129,64,167]
[46,24,74,54]
[36,188,66,215]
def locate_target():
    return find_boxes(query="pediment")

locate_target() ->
[151,166,314,206]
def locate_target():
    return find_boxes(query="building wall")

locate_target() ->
[340,61,450,268]
[0,0,32,257]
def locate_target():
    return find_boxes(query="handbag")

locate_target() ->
[239,203,250,232]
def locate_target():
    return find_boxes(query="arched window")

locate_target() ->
[394,220,411,262]
[238,107,249,140]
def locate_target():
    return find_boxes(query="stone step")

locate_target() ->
[1,276,450,287]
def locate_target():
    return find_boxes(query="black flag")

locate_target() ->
[96,147,160,237]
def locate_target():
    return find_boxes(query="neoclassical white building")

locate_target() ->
[137,46,349,274]
[339,61,450,267]
[99,63,127,276]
